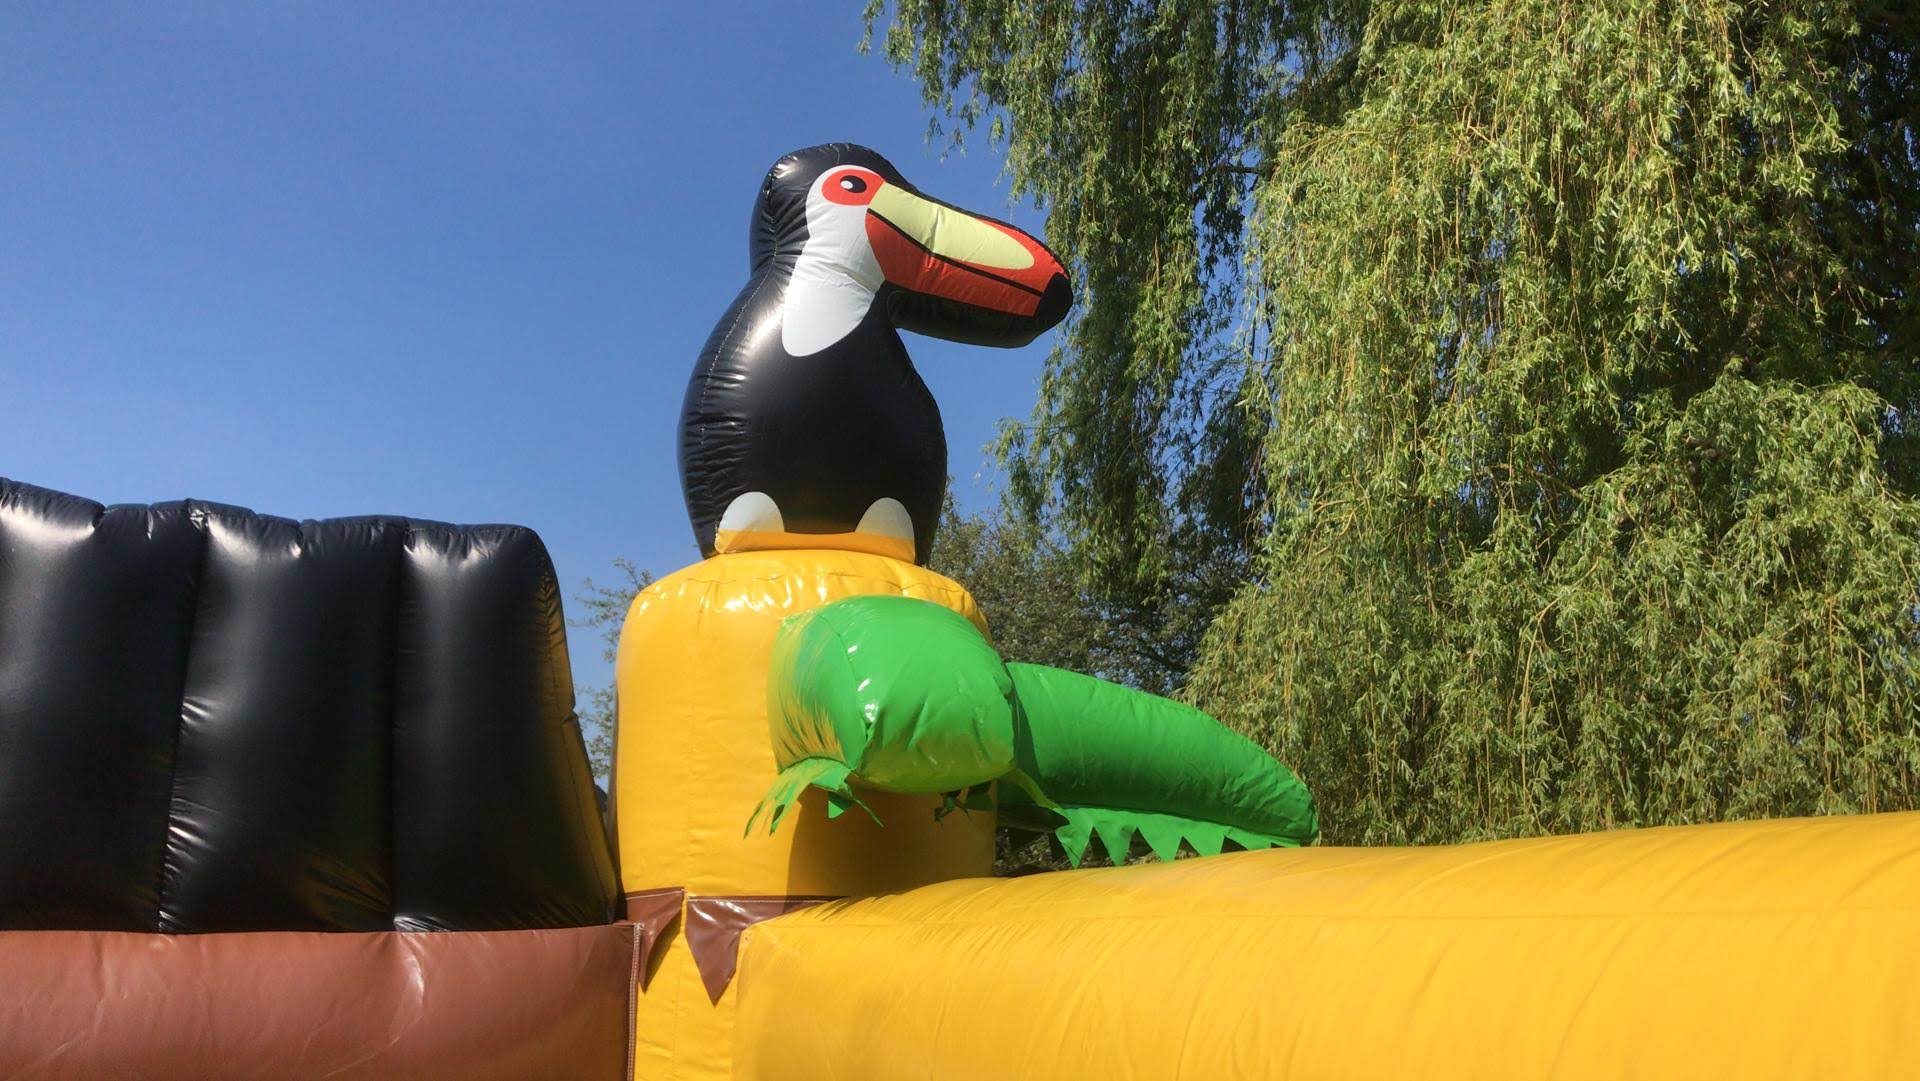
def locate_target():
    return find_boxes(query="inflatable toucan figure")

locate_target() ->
[617,144,1074,1081]
[678,142,1071,565]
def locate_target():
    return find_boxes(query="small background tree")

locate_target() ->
[572,558,652,779]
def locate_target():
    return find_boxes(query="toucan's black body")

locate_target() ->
[678,144,1071,565]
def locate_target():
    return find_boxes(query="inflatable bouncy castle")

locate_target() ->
[2,143,1918,1079]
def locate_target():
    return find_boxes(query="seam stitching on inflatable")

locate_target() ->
[625,922,642,1081]
[744,900,1920,932]
[692,267,778,550]
[152,500,212,932]
[384,521,407,930]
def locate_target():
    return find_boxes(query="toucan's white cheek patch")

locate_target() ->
[854,498,915,543]
[717,491,784,535]
[782,180,886,356]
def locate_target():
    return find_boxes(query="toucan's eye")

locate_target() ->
[822,169,879,205]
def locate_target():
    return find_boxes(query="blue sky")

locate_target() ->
[1,4,1056,697]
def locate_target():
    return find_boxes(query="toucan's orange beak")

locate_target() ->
[864,185,1066,317]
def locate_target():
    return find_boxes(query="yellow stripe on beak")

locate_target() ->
[867,185,1036,271]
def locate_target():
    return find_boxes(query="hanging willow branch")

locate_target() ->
[870,0,1920,844]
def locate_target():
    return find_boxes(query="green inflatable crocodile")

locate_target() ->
[748,594,1318,865]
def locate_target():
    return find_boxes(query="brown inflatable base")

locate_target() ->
[0,924,638,1080]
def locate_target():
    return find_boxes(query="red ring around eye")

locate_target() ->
[821,168,881,206]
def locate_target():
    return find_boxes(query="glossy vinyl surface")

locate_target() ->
[735,812,1920,1080]
[1004,661,1319,856]
[767,594,1015,795]
[0,923,637,1080]
[615,548,997,1081]
[678,143,1071,564]
[0,477,616,933]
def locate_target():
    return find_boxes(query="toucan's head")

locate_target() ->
[754,143,1072,355]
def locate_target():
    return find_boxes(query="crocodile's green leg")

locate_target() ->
[751,594,1017,833]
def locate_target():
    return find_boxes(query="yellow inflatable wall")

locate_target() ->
[732,811,1920,1079]
[614,549,996,1081]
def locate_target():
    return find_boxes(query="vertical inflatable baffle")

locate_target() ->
[393,525,615,930]
[159,511,405,932]
[0,488,202,930]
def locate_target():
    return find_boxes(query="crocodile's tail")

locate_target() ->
[1001,662,1316,865]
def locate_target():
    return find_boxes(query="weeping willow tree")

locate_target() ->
[869,0,1920,842]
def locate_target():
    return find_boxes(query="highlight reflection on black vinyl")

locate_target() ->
[0,477,617,933]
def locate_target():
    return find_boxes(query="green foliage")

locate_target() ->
[928,495,1106,674]
[572,558,653,778]
[873,0,1920,843]
[868,0,1328,614]
[929,495,1210,694]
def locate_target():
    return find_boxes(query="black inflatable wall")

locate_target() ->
[0,478,617,932]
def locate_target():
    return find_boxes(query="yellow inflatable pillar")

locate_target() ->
[613,549,996,1080]
[733,812,1920,1079]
